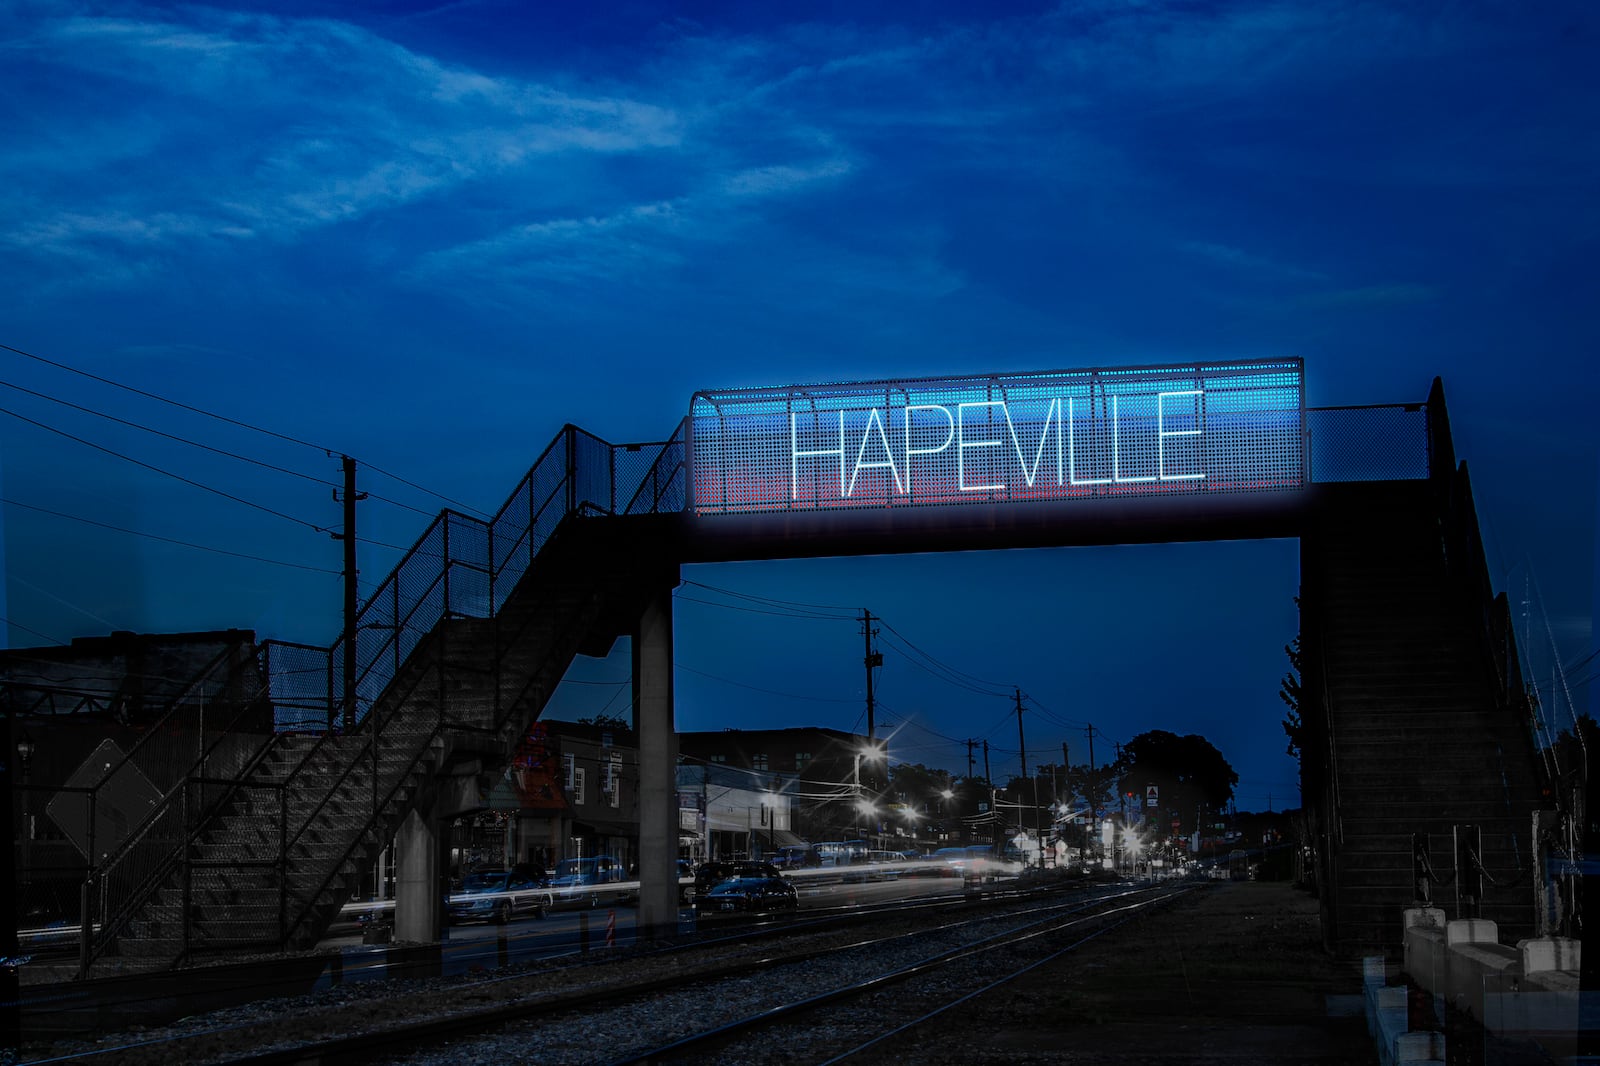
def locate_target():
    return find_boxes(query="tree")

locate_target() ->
[886,762,951,806]
[577,712,631,731]
[1116,730,1238,836]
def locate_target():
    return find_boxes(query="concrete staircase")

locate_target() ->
[1305,479,1543,956]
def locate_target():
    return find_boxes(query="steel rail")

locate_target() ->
[606,882,1191,1066]
[819,886,1195,1064]
[25,880,1147,1065]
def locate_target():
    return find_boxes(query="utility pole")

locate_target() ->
[1064,741,1079,865]
[1086,725,1097,864]
[1015,688,1037,866]
[982,740,995,845]
[1114,741,1127,874]
[333,456,366,732]
[861,610,881,746]
[965,739,977,782]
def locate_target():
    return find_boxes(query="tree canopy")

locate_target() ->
[1115,729,1238,833]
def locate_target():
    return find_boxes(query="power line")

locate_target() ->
[1,375,458,521]
[358,460,493,520]
[0,616,67,645]
[2,341,490,519]
[673,661,858,704]
[673,592,853,622]
[875,618,1012,697]
[2,341,326,450]
[2,497,341,574]
[678,581,857,620]
[0,404,331,534]
[0,375,339,485]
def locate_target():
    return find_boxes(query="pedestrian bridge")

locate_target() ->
[24,358,1546,972]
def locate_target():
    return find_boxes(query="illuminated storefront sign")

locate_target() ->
[689,359,1303,515]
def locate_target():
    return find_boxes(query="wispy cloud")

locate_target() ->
[0,7,685,275]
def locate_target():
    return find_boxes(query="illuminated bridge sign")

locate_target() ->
[688,359,1304,516]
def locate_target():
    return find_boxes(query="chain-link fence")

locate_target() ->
[1305,404,1430,483]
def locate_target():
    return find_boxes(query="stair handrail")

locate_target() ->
[276,643,450,945]
[276,427,679,946]
[84,422,682,968]
[621,418,688,515]
[78,645,274,973]
[278,429,672,943]
[1425,381,1548,793]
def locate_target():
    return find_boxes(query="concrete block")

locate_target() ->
[1444,918,1497,946]
[1364,955,1387,988]
[1371,985,1407,1048]
[1404,915,1447,997]
[1516,936,1580,974]
[1392,1030,1445,1064]
[1446,940,1520,1022]
[1481,979,1583,1064]
[1524,969,1577,994]
[1404,906,1445,931]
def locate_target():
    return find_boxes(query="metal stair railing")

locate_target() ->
[275,426,676,947]
[77,425,685,971]
[1423,383,1548,793]
[76,639,271,974]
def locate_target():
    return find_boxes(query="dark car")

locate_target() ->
[446,868,552,925]
[694,860,782,899]
[696,875,798,913]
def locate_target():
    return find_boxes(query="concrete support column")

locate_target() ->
[394,808,444,943]
[633,580,679,938]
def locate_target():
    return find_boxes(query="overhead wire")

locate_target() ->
[673,593,851,622]
[1,497,341,574]
[673,662,857,704]
[1,341,491,519]
[679,580,858,618]
[1,616,66,645]
[0,404,332,534]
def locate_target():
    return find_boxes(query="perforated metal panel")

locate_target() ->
[689,359,1304,515]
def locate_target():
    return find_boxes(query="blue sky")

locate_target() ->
[2,0,1596,812]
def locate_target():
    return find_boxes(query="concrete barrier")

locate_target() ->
[1443,919,1519,1022]
[1401,907,1446,997]
[1480,937,1583,1063]
[1392,1029,1445,1064]
[1400,913,1584,1065]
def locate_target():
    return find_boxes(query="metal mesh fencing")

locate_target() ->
[689,360,1305,515]
[621,421,687,514]
[261,641,334,732]
[1305,404,1430,482]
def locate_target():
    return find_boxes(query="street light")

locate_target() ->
[853,744,884,846]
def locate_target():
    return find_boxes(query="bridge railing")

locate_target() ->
[252,425,683,730]
[76,642,273,972]
[1305,403,1431,483]
[70,424,682,971]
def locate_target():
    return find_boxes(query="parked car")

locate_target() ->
[549,855,626,906]
[694,860,782,899]
[695,875,798,913]
[446,868,552,925]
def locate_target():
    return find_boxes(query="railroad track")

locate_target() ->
[608,884,1195,1065]
[25,878,1199,1066]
